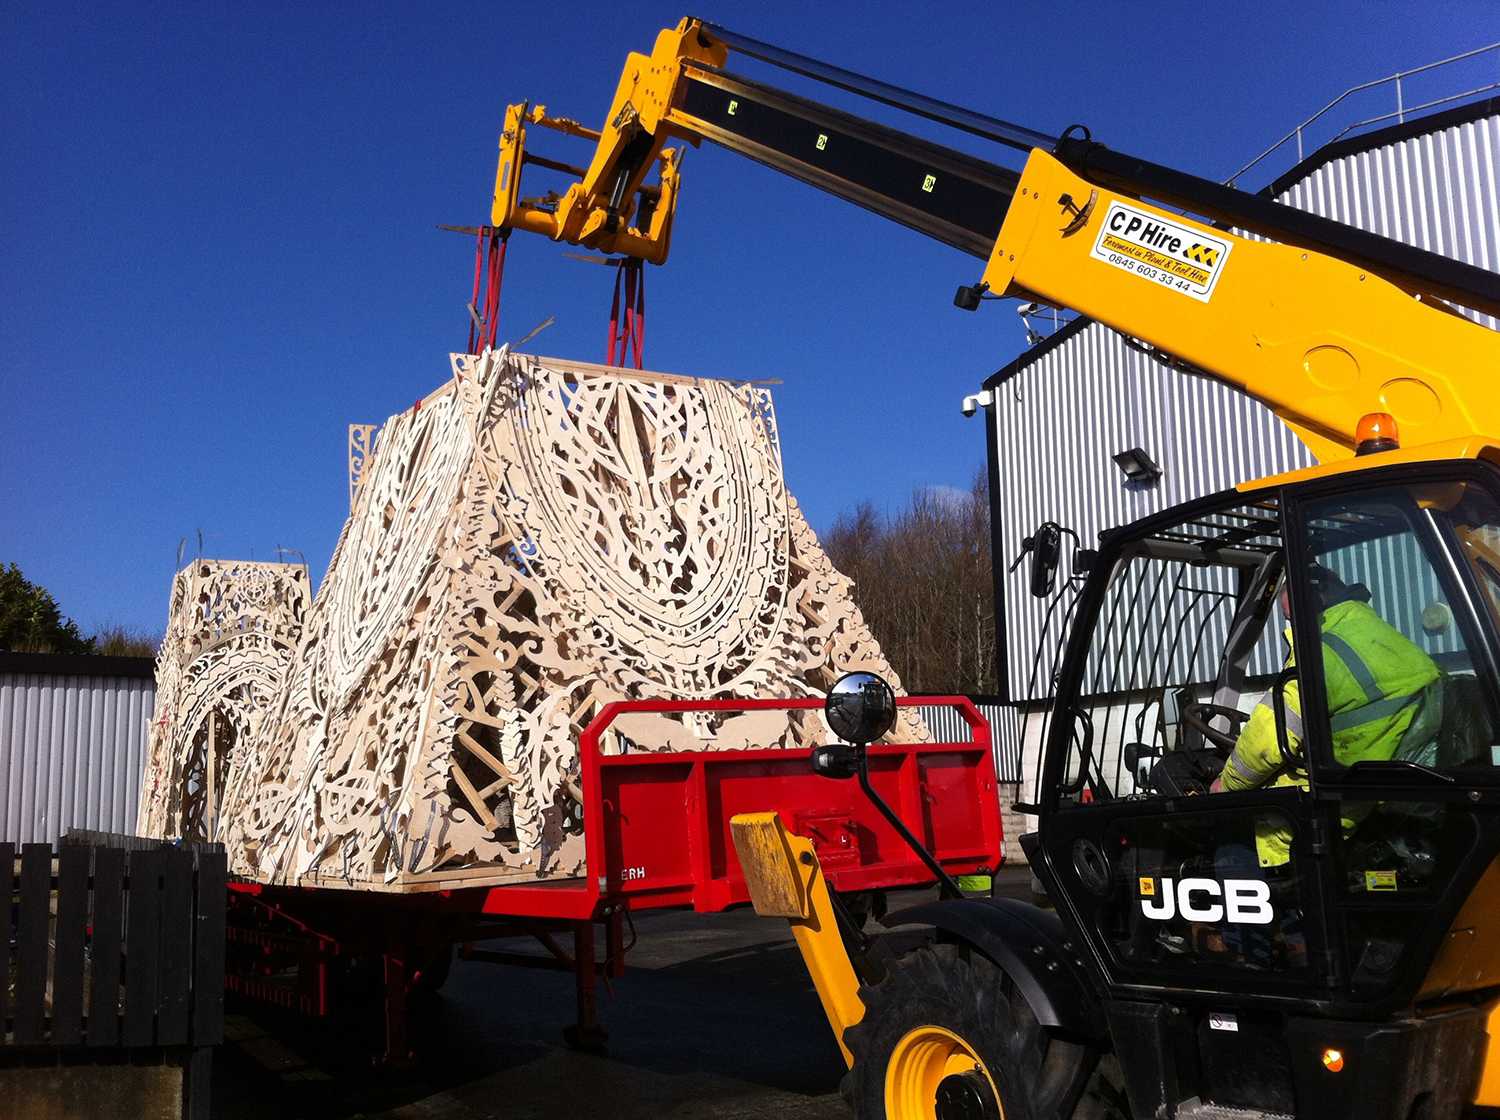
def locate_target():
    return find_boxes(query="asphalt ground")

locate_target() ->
[210,871,1038,1120]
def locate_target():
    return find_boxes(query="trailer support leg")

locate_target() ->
[604,905,626,979]
[382,920,413,1064]
[563,919,608,1051]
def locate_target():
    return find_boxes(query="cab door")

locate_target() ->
[1034,488,1336,1001]
[1284,461,1500,1013]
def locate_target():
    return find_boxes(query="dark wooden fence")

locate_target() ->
[4,834,225,1119]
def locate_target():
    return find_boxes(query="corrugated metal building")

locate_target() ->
[974,96,1500,821]
[916,699,1019,780]
[1261,95,1500,333]
[0,652,157,844]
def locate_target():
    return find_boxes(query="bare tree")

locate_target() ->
[824,470,996,696]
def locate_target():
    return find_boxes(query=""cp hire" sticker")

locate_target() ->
[1090,201,1232,303]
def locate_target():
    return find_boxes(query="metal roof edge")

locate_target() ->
[1258,95,1500,201]
[0,651,157,679]
[982,315,1094,391]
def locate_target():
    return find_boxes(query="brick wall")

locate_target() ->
[997,782,1034,866]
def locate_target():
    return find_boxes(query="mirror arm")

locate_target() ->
[1059,706,1094,795]
[853,747,966,900]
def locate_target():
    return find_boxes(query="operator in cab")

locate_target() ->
[1198,565,1442,964]
[1210,563,1444,866]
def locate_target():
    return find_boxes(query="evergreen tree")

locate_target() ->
[0,564,95,654]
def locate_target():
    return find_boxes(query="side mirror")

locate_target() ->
[818,671,967,901]
[1029,523,1062,598]
[824,672,897,745]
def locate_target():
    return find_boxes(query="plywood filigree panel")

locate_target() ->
[213,350,926,891]
[138,561,309,842]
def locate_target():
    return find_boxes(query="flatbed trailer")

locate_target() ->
[222,696,1003,1060]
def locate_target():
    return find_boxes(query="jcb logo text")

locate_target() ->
[1139,877,1273,924]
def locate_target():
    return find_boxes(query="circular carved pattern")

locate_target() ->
[493,370,790,695]
[317,390,472,702]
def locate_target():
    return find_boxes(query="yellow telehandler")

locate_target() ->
[477,19,1500,1118]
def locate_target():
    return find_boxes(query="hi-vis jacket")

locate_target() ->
[1219,600,1442,867]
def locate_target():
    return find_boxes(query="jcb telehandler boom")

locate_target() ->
[486,19,1500,1120]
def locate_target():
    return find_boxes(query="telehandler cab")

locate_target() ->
[477,18,1500,1119]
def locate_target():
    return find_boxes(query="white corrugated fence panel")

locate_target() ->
[0,673,155,844]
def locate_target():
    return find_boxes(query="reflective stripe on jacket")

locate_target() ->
[1318,600,1441,767]
[1219,656,1304,868]
[1220,601,1441,867]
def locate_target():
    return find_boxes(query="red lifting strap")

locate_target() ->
[468,227,510,356]
[607,258,645,369]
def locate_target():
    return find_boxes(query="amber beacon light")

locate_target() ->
[1322,1048,1345,1072]
[1355,412,1400,456]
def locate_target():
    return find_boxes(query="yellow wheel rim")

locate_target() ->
[884,1025,1002,1120]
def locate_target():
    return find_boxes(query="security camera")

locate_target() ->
[960,390,992,418]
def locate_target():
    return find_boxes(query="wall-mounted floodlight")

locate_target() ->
[1112,447,1162,484]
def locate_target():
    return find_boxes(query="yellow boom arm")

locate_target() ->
[485,17,1500,461]
[981,151,1500,462]
[729,812,864,1066]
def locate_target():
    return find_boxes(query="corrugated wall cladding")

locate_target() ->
[916,701,1021,782]
[1325,532,1466,659]
[991,327,1314,697]
[1272,112,1500,329]
[0,674,155,844]
[990,108,1500,701]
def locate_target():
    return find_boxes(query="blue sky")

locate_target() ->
[4,2,1498,636]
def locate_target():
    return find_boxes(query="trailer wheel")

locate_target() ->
[841,942,1127,1120]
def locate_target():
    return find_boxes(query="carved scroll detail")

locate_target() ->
[138,561,309,842]
[348,423,378,514]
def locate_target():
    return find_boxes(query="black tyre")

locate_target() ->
[841,942,1128,1120]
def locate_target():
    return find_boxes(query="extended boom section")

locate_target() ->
[490,17,1500,461]
[980,149,1500,459]
[668,66,1017,258]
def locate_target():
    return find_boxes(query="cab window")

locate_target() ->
[1297,483,1499,774]
[1058,497,1288,803]
[1293,478,1500,996]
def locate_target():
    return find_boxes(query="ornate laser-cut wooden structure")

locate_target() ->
[139,560,310,843]
[156,351,921,890]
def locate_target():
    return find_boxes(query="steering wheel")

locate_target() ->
[1182,703,1251,754]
